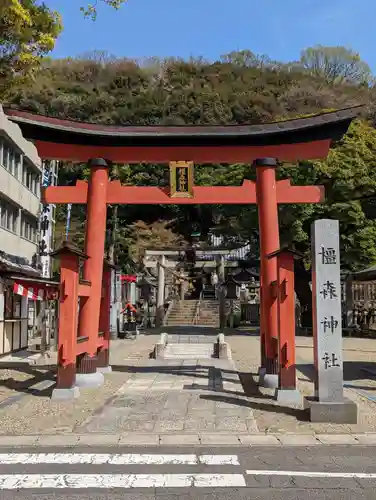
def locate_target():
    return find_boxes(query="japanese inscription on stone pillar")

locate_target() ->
[311,219,344,402]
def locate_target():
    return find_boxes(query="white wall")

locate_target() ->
[0,106,41,264]
[0,227,37,264]
[0,167,40,217]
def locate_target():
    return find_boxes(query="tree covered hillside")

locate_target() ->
[4,48,376,281]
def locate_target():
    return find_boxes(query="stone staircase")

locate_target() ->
[197,300,220,327]
[153,333,231,360]
[162,343,214,359]
[164,300,198,326]
[202,284,216,300]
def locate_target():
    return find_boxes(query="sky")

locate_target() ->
[45,0,376,72]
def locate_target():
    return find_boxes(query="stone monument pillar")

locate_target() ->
[218,256,226,329]
[156,255,165,327]
[304,219,357,423]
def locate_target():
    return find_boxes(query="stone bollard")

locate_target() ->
[154,332,168,359]
[215,333,231,360]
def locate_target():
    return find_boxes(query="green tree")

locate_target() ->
[278,120,376,325]
[7,49,376,283]
[276,120,376,269]
[0,0,62,97]
[300,45,371,85]
[81,0,128,19]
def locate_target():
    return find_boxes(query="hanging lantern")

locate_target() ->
[169,161,194,198]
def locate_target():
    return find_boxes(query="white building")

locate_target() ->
[0,106,43,355]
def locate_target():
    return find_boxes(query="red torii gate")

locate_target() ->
[5,106,360,398]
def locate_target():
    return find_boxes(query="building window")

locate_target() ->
[0,198,18,233]
[4,291,22,320]
[21,213,37,242]
[2,144,9,171]
[0,138,20,178]
[14,153,21,179]
[22,161,40,196]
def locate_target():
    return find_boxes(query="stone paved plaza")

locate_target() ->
[78,358,258,434]
[0,333,376,442]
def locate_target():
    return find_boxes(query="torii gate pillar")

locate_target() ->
[255,158,280,387]
[76,158,109,380]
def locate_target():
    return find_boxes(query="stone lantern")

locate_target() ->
[225,274,239,300]
[137,276,154,301]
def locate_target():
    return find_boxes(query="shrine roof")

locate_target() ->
[4,106,362,148]
[350,265,376,281]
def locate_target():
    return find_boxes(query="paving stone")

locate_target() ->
[77,434,121,446]
[246,418,259,433]
[77,417,122,433]
[164,395,189,409]
[278,434,319,446]
[223,382,242,392]
[183,418,216,431]
[140,403,167,413]
[119,433,160,445]
[215,416,248,432]
[188,399,216,411]
[112,396,144,409]
[119,410,157,421]
[316,434,359,444]
[149,384,175,391]
[171,383,185,390]
[215,407,251,417]
[37,435,81,446]
[158,410,188,421]
[154,419,185,432]
[115,418,156,432]
[353,433,376,444]
[127,383,153,390]
[215,400,240,410]
[238,434,281,445]
[0,435,39,446]
[160,434,201,445]
[199,434,240,445]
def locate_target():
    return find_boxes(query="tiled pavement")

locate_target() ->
[77,358,259,435]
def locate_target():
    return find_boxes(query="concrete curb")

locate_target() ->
[1,432,376,447]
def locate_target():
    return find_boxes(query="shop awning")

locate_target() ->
[13,282,59,300]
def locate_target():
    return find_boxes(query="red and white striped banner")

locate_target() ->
[13,283,58,301]
[121,275,137,283]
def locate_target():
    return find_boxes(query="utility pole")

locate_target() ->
[108,205,118,265]
[107,204,121,339]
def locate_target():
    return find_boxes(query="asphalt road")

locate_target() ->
[0,445,375,499]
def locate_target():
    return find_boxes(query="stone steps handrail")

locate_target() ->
[193,290,203,325]
[163,300,175,326]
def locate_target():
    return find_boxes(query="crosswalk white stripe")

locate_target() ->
[246,470,376,479]
[0,474,246,489]
[200,455,239,465]
[0,453,239,465]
